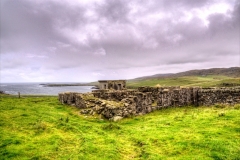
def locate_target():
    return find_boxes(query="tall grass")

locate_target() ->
[0,95,240,159]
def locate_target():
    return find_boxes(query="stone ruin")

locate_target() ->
[58,85,240,121]
[98,80,126,90]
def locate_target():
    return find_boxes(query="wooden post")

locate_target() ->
[18,92,20,98]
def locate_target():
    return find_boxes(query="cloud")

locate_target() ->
[0,0,239,82]
[26,54,48,59]
[94,48,106,56]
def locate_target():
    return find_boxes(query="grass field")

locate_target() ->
[0,95,240,159]
[127,75,240,88]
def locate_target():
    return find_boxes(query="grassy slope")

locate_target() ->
[127,75,240,88]
[1,95,240,159]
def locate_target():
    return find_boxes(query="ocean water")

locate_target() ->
[0,83,94,95]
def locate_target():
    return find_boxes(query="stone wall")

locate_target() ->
[98,80,126,90]
[59,87,240,120]
[92,89,136,101]
[197,87,240,106]
[59,92,86,108]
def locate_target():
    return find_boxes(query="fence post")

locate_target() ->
[18,92,20,98]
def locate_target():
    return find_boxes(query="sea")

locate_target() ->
[0,83,94,95]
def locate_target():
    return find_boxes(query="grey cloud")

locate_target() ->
[207,14,233,35]
[233,1,240,18]
[0,0,239,82]
[1,0,86,53]
[95,0,130,23]
[161,0,211,8]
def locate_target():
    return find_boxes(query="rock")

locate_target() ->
[101,102,106,107]
[80,109,91,114]
[124,103,129,107]
[91,86,99,89]
[112,116,123,122]
[92,111,96,115]
[98,114,104,119]
[122,111,130,117]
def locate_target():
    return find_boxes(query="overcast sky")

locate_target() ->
[1,0,239,82]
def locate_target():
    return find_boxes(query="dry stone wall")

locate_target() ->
[197,87,240,106]
[59,92,86,108]
[59,87,240,120]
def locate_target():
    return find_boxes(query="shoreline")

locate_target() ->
[40,83,98,88]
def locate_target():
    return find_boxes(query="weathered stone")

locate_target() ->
[98,80,126,90]
[112,116,123,122]
[101,102,106,107]
[59,86,240,120]
[75,94,87,108]
[80,109,91,114]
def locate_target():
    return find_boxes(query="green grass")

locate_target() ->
[127,75,240,88]
[0,95,240,159]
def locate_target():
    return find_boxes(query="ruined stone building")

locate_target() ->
[59,86,240,120]
[98,80,126,90]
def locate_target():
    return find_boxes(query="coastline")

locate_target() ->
[0,83,96,95]
[40,82,98,88]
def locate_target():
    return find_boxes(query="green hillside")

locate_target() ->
[127,75,240,88]
[1,95,240,159]
[127,67,240,88]
[133,67,240,80]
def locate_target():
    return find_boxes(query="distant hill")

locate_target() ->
[133,67,240,80]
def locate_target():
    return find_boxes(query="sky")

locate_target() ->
[0,0,239,82]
